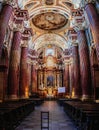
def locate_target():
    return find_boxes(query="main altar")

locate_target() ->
[37,45,64,98]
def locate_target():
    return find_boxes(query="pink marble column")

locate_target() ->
[72,45,81,98]
[0,4,13,57]
[19,47,28,98]
[69,58,74,98]
[85,3,99,62]
[77,30,92,100]
[64,63,69,96]
[28,64,32,95]
[0,46,9,101]
[31,65,37,93]
[0,67,8,102]
[8,31,21,99]
[19,28,33,98]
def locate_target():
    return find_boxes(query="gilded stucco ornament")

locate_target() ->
[80,0,96,8]
[4,0,17,7]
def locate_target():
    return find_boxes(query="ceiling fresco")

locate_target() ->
[17,0,76,51]
[32,12,68,30]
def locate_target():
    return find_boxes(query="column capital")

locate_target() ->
[28,49,38,65]
[71,9,87,30]
[21,40,28,48]
[79,0,96,8]
[3,0,18,8]
[14,9,29,21]
[13,23,24,33]
[63,49,70,55]
[9,9,29,31]
[64,58,71,65]
[67,28,78,45]
[21,28,33,47]
[22,28,33,40]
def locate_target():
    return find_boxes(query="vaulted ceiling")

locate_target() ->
[17,0,80,51]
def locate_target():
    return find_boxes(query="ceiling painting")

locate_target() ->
[32,12,68,30]
[18,0,75,50]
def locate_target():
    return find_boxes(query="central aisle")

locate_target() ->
[16,101,77,130]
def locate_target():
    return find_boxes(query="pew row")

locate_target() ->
[63,101,99,130]
[0,99,35,130]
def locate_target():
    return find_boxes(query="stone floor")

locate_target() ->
[15,101,77,130]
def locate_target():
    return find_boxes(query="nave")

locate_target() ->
[15,101,77,130]
[0,1,99,130]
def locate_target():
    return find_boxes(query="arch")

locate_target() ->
[34,33,68,50]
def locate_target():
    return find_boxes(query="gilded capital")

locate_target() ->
[71,9,88,31]
[67,28,78,44]
[22,28,33,41]
[4,0,17,8]
[13,22,24,33]
[80,0,96,8]
[21,40,28,48]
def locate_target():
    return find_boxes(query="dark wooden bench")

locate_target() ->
[0,99,35,130]
[29,97,44,106]
[63,100,99,130]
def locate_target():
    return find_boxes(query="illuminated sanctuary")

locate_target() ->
[0,0,99,130]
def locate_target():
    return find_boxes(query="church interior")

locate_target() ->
[0,0,99,130]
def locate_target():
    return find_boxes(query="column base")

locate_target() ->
[0,100,3,103]
[95,100,99,103]
[71,96,81,101]
[8,95,18,100]
[74,95,80,99]
[82,95,91,101]
[71,94,81,99]
[20,95,29,99]
[65,94,70,98]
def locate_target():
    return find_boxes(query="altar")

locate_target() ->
[37,52,63,98]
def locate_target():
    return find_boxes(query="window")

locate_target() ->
[46,48,54,56]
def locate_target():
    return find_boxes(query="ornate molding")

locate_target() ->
[21,40,28,48]
[21,28,33,47]
[13,22,24,33]
[9,9,29,32]
[22,28,33,40]
[67,28,78,45]
[72,0,81,9]
[14,9,29,21]
[71,9,88,31]
[4,0,17,8]
[9,19,24,32]
[79,0,96,8]
[63,57,71,65]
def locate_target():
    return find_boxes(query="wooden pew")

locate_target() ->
[63,100,99,130]
[0,100,35,130]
